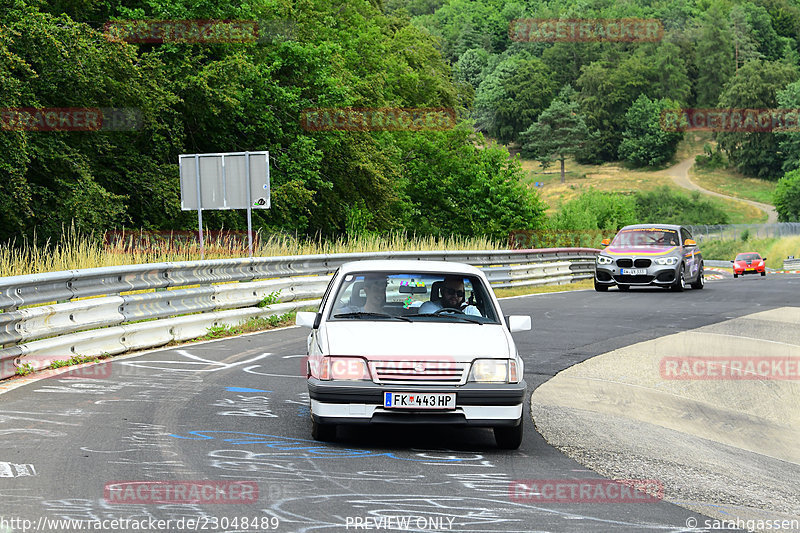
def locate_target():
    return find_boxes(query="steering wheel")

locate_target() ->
[433,307,465,315]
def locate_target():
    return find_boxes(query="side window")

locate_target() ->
[680,228,690,245]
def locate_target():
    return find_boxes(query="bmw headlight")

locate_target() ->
[654,257,679,266]
[596,255,613,265]
[469,359,515,383]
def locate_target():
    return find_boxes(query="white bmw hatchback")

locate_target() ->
[296,259,531,449]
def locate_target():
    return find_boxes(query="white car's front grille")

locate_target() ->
[369,360,467,385]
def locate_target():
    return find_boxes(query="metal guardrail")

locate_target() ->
[0,248,598,379]
[783,258,800,270]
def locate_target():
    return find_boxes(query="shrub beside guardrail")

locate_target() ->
[0,248,598,379]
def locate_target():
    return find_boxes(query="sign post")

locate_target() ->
[178,151,270,258]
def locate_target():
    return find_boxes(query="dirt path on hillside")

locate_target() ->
[657,156,778,223]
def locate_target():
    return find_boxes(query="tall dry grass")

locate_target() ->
[0,229,504,278]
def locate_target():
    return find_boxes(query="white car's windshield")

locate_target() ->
[328,271,500,323]
[611,228,680,247]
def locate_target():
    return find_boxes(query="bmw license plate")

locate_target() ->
[384,392,455,410]
[619,268,646,275]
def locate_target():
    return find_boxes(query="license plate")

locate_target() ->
[384,392,455,410]
[746,268,754,271]
[620,268,646,275]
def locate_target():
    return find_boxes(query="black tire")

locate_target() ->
[761,271,766,277]
[312,418,336,441]
[671,264,685,292]
[691,269,704,290]
[617,284,630,291]
[594,278,608,292]
[733,273,738,278]
[494,418,523,450]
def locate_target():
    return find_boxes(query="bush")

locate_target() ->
[548,189,638,230]
[634,187,730,225]
[549,186,731,230]
[774,169,800,222]
[695,143,727,170]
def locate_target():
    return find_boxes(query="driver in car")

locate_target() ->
[418,275,481,316]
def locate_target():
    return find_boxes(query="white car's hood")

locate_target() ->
[324,321,512,361]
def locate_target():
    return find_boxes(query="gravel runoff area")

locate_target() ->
[532,307,800,532]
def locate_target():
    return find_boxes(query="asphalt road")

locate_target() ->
[1,272,798,533]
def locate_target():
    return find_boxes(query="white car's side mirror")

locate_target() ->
[296,311,321,328]
[506,315,531,332]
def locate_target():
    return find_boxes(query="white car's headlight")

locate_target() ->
[319,357,371,381]
[654,257,679,265]
[596,255,613,265]
[469,359,517,383]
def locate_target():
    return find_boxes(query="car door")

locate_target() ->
[681,227,699,279]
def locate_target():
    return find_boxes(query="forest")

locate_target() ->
[3,0,800,246]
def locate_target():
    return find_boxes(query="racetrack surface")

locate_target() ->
[2,273,798,532]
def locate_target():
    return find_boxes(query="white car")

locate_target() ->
[296,260,531,449]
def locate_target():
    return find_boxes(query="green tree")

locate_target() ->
[474,54,558,144]
[454,47,490,88]
[695,2,735,107]
[618,95,684,167]
[394,128,548,239]
[519,85,589,183]
[777,80,800,172]
[773,169,800,221]
[577,44,689,162]
[730,5,765,70]
[716,59,798,178]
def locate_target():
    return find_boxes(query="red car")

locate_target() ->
[731,252,767,278]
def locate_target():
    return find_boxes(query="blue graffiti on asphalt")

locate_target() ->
[168,431,466,463]
[225,386,272,393]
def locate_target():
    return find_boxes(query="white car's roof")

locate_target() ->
[337,259,484,276]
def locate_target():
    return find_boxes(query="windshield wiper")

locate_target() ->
[413,313,484,324]
[333,312,411,322]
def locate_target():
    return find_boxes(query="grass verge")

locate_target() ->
[690,166,777,205]
[0,231,505,277]
[195,312,297,342]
